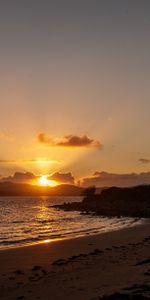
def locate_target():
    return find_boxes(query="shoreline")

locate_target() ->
[0,216,145,252]
[0,221,150,299]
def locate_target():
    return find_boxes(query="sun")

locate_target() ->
[38,175,58,187]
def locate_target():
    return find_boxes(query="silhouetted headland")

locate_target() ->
[0,182,83,196]
[54,185,150,218]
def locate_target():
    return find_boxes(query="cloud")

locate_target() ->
[38,133,52,144]
[139,158,150,164]
[57,135,101,148]
[37,133,102,149]
[0,159,62,164]
[0,160,17,163]
[0,171,74,185]
[0,172,37,184]
[80,171,150,188]
[48,172,74,184]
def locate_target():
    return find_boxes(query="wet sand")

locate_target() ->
[0,222,150,300]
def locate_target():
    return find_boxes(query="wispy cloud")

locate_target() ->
[0,159,62,164]
[0,160,17,163]
[139,158,150,164]
[37,133,102,149]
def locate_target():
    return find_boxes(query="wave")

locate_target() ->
[37,217,77,224]
[12,220,24,224]
[0,196,144,250]
[0,237,39,246]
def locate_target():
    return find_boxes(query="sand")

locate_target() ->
[0,222,150,300]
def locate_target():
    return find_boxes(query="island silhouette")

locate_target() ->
[54,185,150,218]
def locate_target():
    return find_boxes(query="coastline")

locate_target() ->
[0,221,150,299]
[0,215,144,251]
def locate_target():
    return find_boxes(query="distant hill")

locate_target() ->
[54,185,150,218]
[0,182,83,196]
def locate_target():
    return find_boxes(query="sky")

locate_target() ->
[0,0,150,185]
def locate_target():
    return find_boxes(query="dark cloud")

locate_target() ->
[0,171,75,185]
[38,133,52,144]
[48,172,74,184]
[57,135,101,148]
[0,172,37,183]
[139,158,150,164]
[37,133,102,149]
[81,171,150,188]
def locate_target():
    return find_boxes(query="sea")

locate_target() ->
[0,196,144,250]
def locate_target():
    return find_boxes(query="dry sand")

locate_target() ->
[0,222,150,300]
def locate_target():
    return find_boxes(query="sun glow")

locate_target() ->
[38,175,58,187]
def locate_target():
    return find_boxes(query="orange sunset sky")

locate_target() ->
[0,1,150,187]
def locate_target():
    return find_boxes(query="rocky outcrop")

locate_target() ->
[54,185,150,218]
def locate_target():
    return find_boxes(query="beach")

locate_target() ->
[0,222,150,300]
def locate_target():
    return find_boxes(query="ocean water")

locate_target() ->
[0,196,143,250]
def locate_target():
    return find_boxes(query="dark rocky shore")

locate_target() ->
[53,185,150,218]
